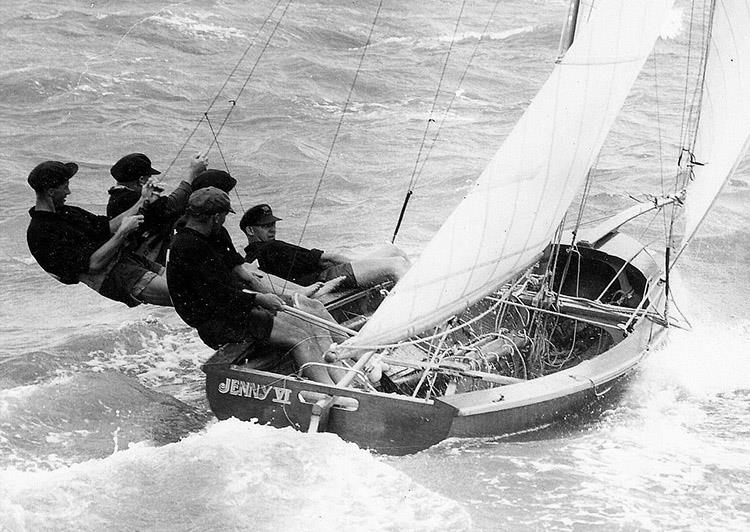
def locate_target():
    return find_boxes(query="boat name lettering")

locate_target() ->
[218,378,292,404]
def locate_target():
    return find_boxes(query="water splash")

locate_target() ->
[0,419,471,532]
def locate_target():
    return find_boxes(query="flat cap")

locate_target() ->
[192,169,237,193]
[186,186,235,216]
[110,153,160,182]
[28,161,78,192]
[239,204,281,231]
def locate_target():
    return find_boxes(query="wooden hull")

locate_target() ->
[203,345,457,455]
[202,232,670,454]
[202,315,665,454]
[445,319,666,438]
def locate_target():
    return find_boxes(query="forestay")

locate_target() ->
[348,0,675,348]
[680,0,750,253]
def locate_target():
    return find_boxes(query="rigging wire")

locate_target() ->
[161,0,291,178]
[203,113,245,212]
[391,0,478,243]
[551,158,596,306]
[664,0,715,285]
[411,0,504,202]
[336,271,529,352]
[206,0,294,152]
[279,0,385,293]
[668,0,717,269]
[662,0,714,320]
[650,36,672,247]
[553,160,595,299]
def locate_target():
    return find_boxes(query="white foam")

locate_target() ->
[149,10,246,42]
[439,25,536,45]
[0,419,471,531]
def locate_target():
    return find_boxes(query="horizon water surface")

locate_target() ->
[1,1,749,531]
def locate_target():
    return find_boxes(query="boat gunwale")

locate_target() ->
[441,308,668,416]
[216,363,442,407]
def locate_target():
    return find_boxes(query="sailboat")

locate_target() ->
[202,0,750,455]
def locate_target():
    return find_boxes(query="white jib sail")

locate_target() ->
[349,0,675,348]
[681,0,750,252]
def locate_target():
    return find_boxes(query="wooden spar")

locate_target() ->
[575,195,683,247]
[385,357,524,386]
[280,304,357,337]
[503,291,683,329]
[335,350,377,388]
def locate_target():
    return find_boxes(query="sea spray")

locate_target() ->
[0,418,471,532]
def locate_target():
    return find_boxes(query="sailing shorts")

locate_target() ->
[318,262,358,290]
[197,308,275,351]
[99,253,166,307]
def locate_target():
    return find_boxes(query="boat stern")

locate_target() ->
[202,347,457,455]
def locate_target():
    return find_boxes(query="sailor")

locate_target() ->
[239,204,410,291]
[165,170,339,299]
[106,152,208,264]
[26,160,172,307]
[166,187,344,384]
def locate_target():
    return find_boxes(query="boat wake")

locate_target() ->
[0,418,472,532]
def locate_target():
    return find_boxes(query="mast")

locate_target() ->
[557,0,581,59]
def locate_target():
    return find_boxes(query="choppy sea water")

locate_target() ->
[1,1,749,530]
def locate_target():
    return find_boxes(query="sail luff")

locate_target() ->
[348,0,675,349]
[679,0,750,258]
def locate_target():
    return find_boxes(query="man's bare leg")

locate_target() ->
[269,313,337,384]
[242,264,344,299]
[303,276,346,297]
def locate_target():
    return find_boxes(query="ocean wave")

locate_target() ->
[0,418,471,531]
[0,370,207,471]
[0,64,190,105]
[145,9,247,43]
[0,67,82,103]
[438,25,537,45]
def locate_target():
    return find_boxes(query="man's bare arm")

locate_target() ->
[89,215,143,272]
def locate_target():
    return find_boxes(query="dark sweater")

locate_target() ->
[244,239,324,286]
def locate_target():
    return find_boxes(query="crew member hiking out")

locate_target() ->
[166,187,347,385]
[240,204,411,291]
[26,160,172,307]
[106,152,208,264]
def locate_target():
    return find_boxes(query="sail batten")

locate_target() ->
[348,0,676,348]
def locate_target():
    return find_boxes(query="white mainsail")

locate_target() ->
[349,0,675,348]
[680,0,750,253]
